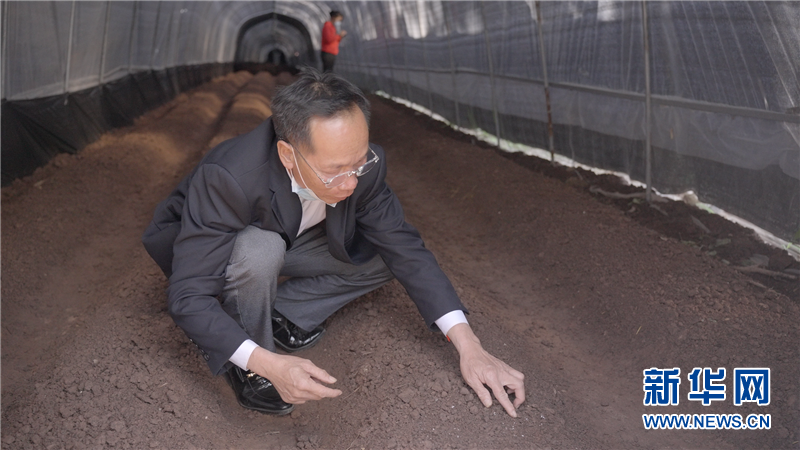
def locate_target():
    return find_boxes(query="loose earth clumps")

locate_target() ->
[2,71,797,449]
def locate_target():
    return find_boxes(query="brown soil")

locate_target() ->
[2,71,798,450]
[492,149,800,303]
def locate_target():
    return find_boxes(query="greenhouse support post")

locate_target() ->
[535,1,555,162]
[381,30,397,97]
[641,0,653,203]
[2,0,8,100]
[400,17,412,101]
[443,2,460,128]
[127,2,139,73]
[149,2,162,68]
[271,1,277,63]
[161,4,174,70]
[63,0,77,99]
[379,4,398,98]
[172,6,182,68]
[480,2,501,147]
[420,21,433,114]
[168,5,181,93]
[98,2,111,84]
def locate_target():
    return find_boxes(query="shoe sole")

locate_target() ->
[234,397,295,416]
[274,328,326,353]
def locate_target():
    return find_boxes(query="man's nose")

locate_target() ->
[340,174,358,191]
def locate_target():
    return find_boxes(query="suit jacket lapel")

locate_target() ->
[325,200,350,262]
[267,137,301,247]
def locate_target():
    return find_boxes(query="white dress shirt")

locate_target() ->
[229,170,467,370]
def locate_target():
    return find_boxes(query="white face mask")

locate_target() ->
[289,150,324,202]
[334,20,342,31]
[294,182,322,202]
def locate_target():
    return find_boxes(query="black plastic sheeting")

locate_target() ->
[1,63,232,186]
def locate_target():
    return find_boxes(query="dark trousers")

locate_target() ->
[220,225,394,351]
[321,51,336,72]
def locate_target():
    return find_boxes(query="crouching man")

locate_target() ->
[142,69,525,417]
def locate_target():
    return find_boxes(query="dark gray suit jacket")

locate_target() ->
[142,119,466,375]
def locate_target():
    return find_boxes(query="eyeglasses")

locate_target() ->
[285,140,379,189]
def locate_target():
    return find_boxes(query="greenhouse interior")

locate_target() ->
[3,1,798,245]
[2,2,799,449]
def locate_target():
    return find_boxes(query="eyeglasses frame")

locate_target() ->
[283,139,379,189]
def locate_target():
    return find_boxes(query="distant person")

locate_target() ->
[321,11,347,72]
[142,69,525,419]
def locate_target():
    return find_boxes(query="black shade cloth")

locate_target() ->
[2,63,231,186]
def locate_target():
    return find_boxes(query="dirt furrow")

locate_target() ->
[2,72,797,450]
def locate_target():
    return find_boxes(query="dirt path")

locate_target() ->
[2,72,798,449]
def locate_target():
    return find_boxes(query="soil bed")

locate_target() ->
[2,71,798,449]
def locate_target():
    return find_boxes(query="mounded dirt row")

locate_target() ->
[1,70,258,448]
[2,71,798,450]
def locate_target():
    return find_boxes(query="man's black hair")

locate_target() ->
[330,10,343,20]
[272,67,370,151]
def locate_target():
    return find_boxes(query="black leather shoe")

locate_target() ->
[224,366,294,415]
[272,311,325,353]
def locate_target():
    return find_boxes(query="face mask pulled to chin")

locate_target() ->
[295,184,322,202]
[286,168,322,202]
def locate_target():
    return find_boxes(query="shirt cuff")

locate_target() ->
[434,310,468,337]
[229,339,259,370]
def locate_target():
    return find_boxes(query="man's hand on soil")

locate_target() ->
[447,323,526,417]
[247,347,342,404]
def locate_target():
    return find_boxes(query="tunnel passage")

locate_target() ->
[266,49,287,66]
[234,12,316,71]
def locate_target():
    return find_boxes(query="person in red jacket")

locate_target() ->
[321,11,347,72]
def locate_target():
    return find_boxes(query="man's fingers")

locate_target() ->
[455,334,526,417]
[281,378,342,403]
[466,377,493,407]
[486,378,517,418]
[500,372,526,408]
[509,367,525,380]
[511,388,525,408]
[268,357,342,403]
[302,362,337,384]
[297,364,342,399]
[509,381,526,408]
[303,379,342,399]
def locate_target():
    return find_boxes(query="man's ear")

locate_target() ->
[277,140,295,170]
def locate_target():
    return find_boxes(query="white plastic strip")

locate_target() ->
[374,90,800,261]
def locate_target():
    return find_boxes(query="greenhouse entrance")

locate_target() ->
[234,12,316,70]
